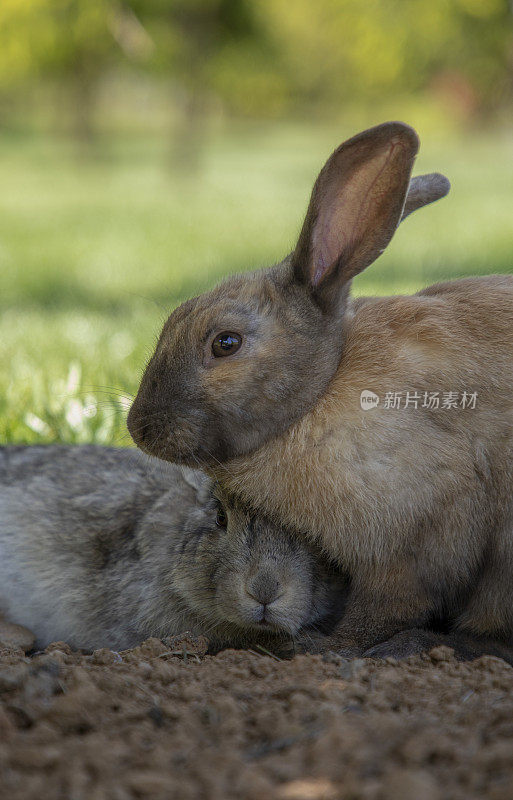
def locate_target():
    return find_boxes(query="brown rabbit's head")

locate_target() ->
[128,122,449,467]
[170,483,347,642]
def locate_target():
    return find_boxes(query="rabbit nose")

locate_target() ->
[245,574,283,607]
[127,403,155,447]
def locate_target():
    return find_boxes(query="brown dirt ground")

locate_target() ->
[1,626,513,800]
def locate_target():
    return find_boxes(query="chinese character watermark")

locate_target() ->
[360,390,478,411]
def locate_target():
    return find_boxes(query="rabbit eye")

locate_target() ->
[212,332,242,358]
[216,506,228,528]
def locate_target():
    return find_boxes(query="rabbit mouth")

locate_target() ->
[243,606,302,635]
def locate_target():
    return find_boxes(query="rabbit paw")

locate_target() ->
[363,628,444,660]
[291,630,361,657]
[290,630,335,656]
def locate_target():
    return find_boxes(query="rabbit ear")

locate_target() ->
[400,173,451,222]
[292,122,419,309]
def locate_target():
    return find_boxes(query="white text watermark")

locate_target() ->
[360,390,478,411]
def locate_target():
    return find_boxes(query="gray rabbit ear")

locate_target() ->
[180,467,212,504]
[401,173,451,222]
[292,122,419,310]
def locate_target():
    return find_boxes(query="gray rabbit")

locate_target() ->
[0,445,347,652]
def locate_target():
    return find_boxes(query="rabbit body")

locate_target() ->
[0,446,346,651]
[217,275,513,648]
[128,123,513,653]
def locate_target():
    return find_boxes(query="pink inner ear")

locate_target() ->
[313,214,344,285]
[310,140,405,287]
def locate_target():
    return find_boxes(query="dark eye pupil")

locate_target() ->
[216,508,227,528]
[212,332,242,357]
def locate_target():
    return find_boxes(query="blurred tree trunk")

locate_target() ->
[167,3,219,172]
[70,55,98,146]
[171,87,208,173]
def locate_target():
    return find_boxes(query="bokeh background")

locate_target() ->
[1,0,513,445]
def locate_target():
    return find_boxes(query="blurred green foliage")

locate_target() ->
[0,0,511,138]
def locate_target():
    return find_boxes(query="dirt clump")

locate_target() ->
[1,633,513,799]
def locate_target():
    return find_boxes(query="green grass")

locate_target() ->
[1,123,512,445]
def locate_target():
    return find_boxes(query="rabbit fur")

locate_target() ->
[127,122,513,655]
[0,445,347,651]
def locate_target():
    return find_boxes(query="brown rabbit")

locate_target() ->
[128,122,513,656]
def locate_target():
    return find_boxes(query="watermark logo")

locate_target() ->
[360,390,380,410]
[359,390,478,411]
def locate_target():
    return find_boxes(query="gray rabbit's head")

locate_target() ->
[150,479,347,645]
